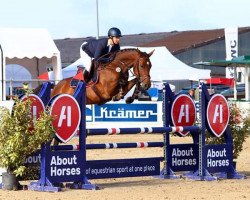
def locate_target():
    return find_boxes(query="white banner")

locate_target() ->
[224,27,238,82]
[225,27,238,60]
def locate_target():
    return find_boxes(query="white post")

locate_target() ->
[245,67,250,101]
[234,69,237,100]
[52,54,62,84]
[225,27,238,100]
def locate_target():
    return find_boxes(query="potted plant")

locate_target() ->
[206,102,250,162]
[0,97,55,190]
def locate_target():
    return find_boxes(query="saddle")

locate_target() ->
[70,53,117,88]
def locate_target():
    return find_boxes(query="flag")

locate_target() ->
[73,70,84,81]
[225,27,238,60]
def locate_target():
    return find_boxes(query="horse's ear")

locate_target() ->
[148,49,155,57]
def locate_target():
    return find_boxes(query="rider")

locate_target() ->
[79,27,122,80]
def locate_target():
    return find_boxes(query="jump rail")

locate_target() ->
[0,81,243,192]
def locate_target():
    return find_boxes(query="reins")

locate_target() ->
[99,54,150,85]
[90,49,150,102]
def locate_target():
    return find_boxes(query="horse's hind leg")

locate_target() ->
[52,136,61,146]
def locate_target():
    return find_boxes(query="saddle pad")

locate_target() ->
[70,79,80,88]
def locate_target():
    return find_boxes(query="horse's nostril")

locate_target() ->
[141,83,148,90]
[141,82,151,90]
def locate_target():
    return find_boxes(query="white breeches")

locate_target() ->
[80,42,92,72]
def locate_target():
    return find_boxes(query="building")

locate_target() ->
[54,27,250,80]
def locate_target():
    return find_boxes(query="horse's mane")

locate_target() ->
[97,48,148,67]
[119,48,141,53]
[119,48,144,54]
[112,48,148,59]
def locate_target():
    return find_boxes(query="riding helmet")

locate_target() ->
[108,27,122,37]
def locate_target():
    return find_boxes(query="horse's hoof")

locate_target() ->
[112,96,119,101]
[125,97,134,104]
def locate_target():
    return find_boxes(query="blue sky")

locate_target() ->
[1,0,250,39]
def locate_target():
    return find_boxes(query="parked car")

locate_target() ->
[211,84,230,94]
[176,88,190,95]
[220,87,245,99]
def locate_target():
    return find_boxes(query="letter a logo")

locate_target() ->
[50,94,81,143]
[20,94,45,124]
[178,104,190,123]
[58,106,72,127]
[212,105,223,124]
[207,94,229,137]
[171,94,196,137]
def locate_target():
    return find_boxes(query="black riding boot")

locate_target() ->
[84,69,90,82]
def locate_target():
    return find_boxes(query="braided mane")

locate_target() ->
[114,48,148,58]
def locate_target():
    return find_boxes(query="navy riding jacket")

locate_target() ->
[82,38,120,62]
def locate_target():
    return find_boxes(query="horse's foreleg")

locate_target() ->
[125,82,141,104]
[112,86,125,101]
[112,79,137,102]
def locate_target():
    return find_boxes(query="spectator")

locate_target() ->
[188,89,195,99]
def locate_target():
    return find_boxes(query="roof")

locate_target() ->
[54,32,176,64]
[0,28,60,59]
[54,37,87,64]
[195,55,250,67]
[141,27,250,54]
[45,46,210,81]
[0,28,62,100]
[54,27,250,63]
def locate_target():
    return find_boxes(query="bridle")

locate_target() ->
[92,50,151,102]
[115,55,151,86]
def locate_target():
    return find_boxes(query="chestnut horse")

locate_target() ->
[51,48,154,105]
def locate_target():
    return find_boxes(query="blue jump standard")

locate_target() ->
[28,82,245,192]
[0,81,244,192]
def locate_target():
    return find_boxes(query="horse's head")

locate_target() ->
[94,49,154,103]
[133,49,154,90]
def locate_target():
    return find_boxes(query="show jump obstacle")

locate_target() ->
[0,81,245,192]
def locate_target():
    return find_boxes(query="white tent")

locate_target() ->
[38,56,82,80]
[47,46,210,81]
[122,46,211,81]
[61,58,83,79]
[5,64,33,95]
[38,45,211,89]
[0,28,62,100]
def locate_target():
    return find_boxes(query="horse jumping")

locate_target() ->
[51,48,154,105]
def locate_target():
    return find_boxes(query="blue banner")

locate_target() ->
[168,144,199,171]
[205,144,233,173]
[46,151,84,183]
[86,103,159,122]
[86,158,161,179]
